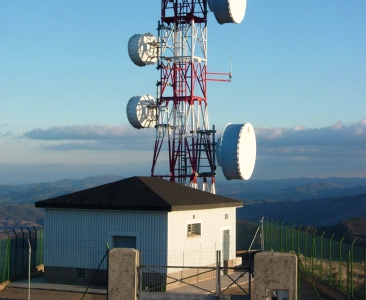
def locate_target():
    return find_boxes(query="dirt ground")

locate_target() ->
[0,287,107,300]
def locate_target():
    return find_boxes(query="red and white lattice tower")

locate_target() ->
[127,0,256,194]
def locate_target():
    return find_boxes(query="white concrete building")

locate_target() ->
[35,176,242,285]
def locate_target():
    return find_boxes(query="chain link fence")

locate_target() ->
[0,227,43,284]
[264,218,366,299]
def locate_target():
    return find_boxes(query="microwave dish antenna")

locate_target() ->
[128,33,158,67]
[209,0,247,24]
[217,123,256,180]
[126,0,256,194]
[126,95,157,129]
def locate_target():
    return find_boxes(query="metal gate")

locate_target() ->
[139,251,252,299]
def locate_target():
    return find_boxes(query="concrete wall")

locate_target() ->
[254,251,297,300]
[108,248,138,300]
[167,207,237,267]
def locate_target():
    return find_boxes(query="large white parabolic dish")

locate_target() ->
[210,0,247,25]
[128,33,158,67]
[126,95,157,129]
[217,123,256,180]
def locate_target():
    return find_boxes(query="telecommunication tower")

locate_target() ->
[127,0,256,194]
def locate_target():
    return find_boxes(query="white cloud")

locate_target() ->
[23,119,366,157]
[24,125,155,151]
[24,125,145,140]
[256,118,366,151]
[249,118,366,179]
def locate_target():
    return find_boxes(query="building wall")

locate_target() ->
[43,208,168,270]
[167,207,237,267]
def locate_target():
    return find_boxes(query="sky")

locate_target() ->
[0,0,365,185]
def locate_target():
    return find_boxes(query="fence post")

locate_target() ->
[280,221,284,252]
[28,239,31,300]
[3,231,10,282]
[347,249,350,300]
[364,248,365,300]
[305,227,310,270]
[12,230,17,279]
[269,220,272,250]
[312,230,317,277]
[32,227,38,266]
[320,231,325,281]
[274,220,279,251]
[285,223,290,252]
[339,236,345,292]
[20,228,25,273]
[350,239,356,298]
[329,234,334,287]
[38,226,43,265]
[298,247,301,300]
[265,218,270,251]
[261,217,264,251]
[297,225,302,256]
[291,224,295,252]
[216,250,221,298]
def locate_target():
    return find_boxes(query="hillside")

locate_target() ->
[0,175,123,205]
[236,193,366,227]
[0,175,124,232]
[318,217,366,248]
[0,204,44,232]
[0,175,366,236]
[217,177,366,201]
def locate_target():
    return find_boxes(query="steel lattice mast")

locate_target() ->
[151,0,217,193]
[127,0,256,193]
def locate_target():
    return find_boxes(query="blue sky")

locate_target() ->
[0,0,365,184]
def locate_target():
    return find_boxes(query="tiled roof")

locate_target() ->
[35,176,243,212]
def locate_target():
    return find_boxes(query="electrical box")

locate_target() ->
[271,289,289,300]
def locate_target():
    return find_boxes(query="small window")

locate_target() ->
[187,223,201,236]
[77,268,86,278]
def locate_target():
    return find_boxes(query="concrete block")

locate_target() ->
[108,248,138,300]
[254,251,297,300]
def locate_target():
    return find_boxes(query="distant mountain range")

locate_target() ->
[0,175,124,205]
[236,193,366,227]
[0,175,366,246]
[217,177,366,201]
